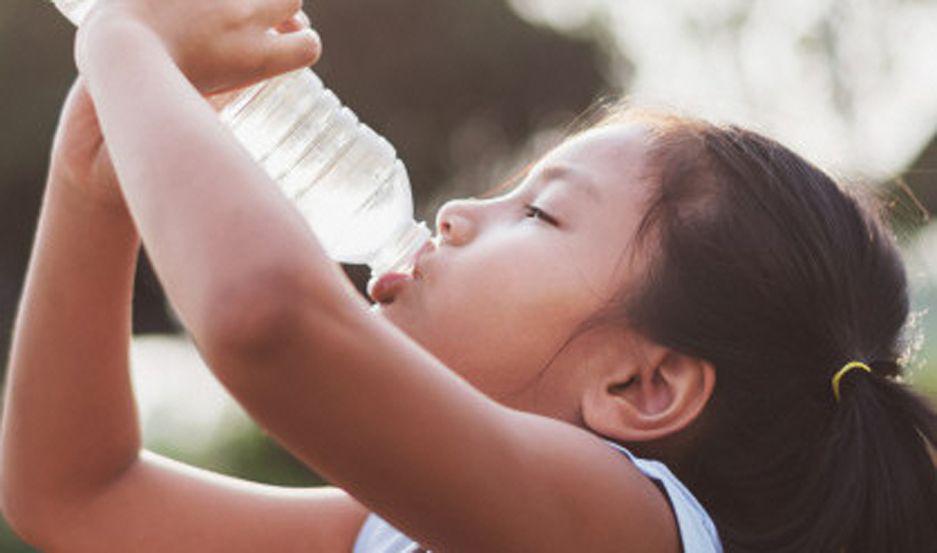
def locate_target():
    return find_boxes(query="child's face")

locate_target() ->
[371,123,654,420]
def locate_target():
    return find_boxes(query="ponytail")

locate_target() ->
[796,363,937,552]
[569,107,937,551]
[576,111,937,553]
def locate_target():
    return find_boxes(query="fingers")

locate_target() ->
[257,28,321,79]
[295,10,311,29]
[274,9,310,34]
[253,0,305,27]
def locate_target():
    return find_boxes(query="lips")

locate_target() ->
[412,240,436,277]
[368,272,414,304]
[368,240,437,304]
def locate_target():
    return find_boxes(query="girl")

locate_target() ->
[2,0,935,551]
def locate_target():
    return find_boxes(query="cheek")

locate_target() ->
[431,258,561,327]
[474,272,589,360]
[428,244,591,338]
[385,239,598,382]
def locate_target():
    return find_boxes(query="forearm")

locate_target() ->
[79,19,349,347]
[1,178,141,529]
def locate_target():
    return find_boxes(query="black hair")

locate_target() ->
[566,106,937,552]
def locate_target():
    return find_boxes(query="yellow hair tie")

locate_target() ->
[831,361,872,403]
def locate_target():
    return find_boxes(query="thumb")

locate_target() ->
[259,28,321,79]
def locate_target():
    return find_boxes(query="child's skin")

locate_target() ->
[1,0,713,551]
[375,127,715,427]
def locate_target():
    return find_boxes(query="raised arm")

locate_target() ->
[74,0,333,351]
[0,17,370,552]
[0,79,143,542]
[72,1,676,551]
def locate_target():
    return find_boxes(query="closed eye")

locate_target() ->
[523,204,558,226]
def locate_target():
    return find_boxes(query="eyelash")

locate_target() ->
[523,203,558,225]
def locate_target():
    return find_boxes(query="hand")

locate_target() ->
[76,0,321,95]
[48,77,126,212]
[204,8,315,111]
[48,71,250,214]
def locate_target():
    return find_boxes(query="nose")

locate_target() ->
[435,198,479,246]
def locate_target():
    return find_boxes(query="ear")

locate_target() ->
[581,337,715,444]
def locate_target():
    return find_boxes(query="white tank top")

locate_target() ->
[353,439,723,552]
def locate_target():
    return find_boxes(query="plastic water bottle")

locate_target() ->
[51,0,433,279]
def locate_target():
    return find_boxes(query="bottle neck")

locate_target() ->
[368,220,432,277]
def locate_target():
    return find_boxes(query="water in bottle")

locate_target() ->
[51,0,433,279]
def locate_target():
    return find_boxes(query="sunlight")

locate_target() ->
[509,0,937,180]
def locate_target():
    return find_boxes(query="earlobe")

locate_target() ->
[582,349,715,444]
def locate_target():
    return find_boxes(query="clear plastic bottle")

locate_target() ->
[51,0,432,278]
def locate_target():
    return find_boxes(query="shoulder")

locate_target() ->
[497,411,687,551]
[354,416,722,553]
[355,412,700,552]
[603,439,723,553]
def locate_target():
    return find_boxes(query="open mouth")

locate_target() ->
[368,240,433,304]
[368,272,415,304]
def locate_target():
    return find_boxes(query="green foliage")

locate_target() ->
[0,516,39,553]
[147,422,328,488]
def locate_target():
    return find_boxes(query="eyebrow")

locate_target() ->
[537,164,601,204]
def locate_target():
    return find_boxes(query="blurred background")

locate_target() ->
[2,0,936,549]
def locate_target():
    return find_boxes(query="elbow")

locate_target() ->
[1,449,41,546]
[0,484,62,551]
[0,453,133,551]
[198,264,342,366]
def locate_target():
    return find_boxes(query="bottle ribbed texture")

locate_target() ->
[51,0,431,277]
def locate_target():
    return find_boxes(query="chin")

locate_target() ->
[370,301,447,354]
[368,299,413,329]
